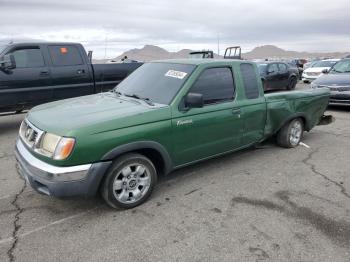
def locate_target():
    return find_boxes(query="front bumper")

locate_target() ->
[302,75,319,82]
[15,139,111,198]
[329,91,350,105]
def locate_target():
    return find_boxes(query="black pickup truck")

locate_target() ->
[0,42,142,113]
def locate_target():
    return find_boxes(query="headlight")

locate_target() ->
[41,133,61,154]
[39,133,75,160]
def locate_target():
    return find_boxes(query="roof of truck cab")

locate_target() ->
[152,59,245,65]
[7,42,82,46]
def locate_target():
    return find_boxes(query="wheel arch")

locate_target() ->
[275,113,309,134]
[101,141,173,176]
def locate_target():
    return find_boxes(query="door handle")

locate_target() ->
[232,108,241,114]
[39,71,49,76]
[77,69,85,74]
[232,108,241,117]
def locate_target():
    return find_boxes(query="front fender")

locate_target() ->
[101,141,173,174]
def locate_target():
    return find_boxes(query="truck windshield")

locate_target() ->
[116,62,196,105]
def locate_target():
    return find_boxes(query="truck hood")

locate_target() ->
[27,93,171,136]
[314,73,350,86]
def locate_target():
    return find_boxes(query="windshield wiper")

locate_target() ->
[124,93,155,106]
[331,69,344,73]
[111,89,122,96]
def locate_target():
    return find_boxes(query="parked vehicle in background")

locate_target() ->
[311,58,350,105]
[303,60,320,70]
[189,51,214,59]
[302,59,339,83]
[0,42,142,114]
[258,61,299,91]
[224,46,242,59]
[15,59,331,208]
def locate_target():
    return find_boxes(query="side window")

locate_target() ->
[278,63,287,72]
[240,63,260,99]
[190,67,235,105]
[11,48,45,68]
[268,63,279,74]
[48,45,83,66]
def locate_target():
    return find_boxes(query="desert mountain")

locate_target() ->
[95,44,350,63]
[243,45,349,59]
[112,45,194,62]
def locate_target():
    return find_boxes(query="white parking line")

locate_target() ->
[0,195,11,200]
[300,142,311,149]
[0,206,101,246]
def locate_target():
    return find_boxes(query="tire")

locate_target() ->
[101,153,157,209]
[276,118,304,148]
[287,77,297,90]
[261,79,267,92]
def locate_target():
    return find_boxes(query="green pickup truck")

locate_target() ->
[15,59,331,209]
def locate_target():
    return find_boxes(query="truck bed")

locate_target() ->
[264,88,330,136]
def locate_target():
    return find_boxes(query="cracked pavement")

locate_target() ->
[0,85,350,262]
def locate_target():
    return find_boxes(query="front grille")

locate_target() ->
[326,85,350,92]
[19,120,44,149]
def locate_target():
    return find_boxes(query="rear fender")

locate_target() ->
[275,113,309,134]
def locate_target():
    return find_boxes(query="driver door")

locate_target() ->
[171,67,244,167]
[0,46,52,109]
[265,63,280,90]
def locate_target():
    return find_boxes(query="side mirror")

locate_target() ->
[0,54,16,70]
[322,69,329,74]
[184,92,204,109]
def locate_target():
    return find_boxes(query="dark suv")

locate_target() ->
[257,62,299,91]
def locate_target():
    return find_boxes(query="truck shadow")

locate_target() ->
[328,105,350,112]
[0,114,24,135]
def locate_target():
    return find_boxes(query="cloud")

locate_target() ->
[0,0,349,58]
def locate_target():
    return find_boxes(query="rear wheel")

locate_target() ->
[101,153,157,209]
[287,77,297,90]
[276,118,304,148]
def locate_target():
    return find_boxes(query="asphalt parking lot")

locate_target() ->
[0,83,349,262]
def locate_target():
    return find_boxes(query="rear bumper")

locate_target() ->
[15,139,111,198]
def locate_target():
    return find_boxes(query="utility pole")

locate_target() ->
[217,34,220,56]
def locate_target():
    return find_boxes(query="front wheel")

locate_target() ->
[101,153,157,209]
[276,118,304,148]
[287,77,297,90]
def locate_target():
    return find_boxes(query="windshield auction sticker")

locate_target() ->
[165,70,188,79]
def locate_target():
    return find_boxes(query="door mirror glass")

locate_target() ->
[322,69,329,74]
[184,92,204,108]
[0,54,16,70]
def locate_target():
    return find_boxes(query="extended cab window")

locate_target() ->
[11,48,45,68]
[48,45,83,66]
[240,63,260,99]
[190,67,235,105]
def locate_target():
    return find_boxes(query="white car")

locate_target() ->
[302,59,340,83]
